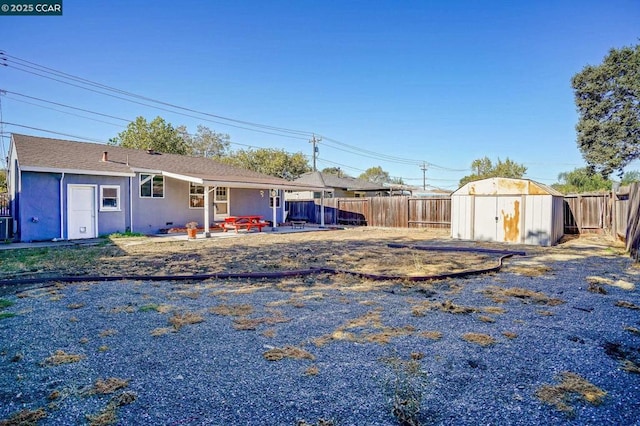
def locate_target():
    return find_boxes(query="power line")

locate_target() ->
[0,52,470,173]
[1,53,313,139]
[1,122,110,143]
[5,95,126,128]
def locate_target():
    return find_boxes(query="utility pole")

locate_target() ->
[310,134,321,171]
[420,162,428,190]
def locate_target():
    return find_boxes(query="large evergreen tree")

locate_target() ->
[572,44,640,178]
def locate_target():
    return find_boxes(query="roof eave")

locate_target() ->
[21,165,136,177]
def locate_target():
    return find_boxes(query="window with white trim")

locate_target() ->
[100,185,121,211]
[140,174,164,198]
[189,183,204,208]
[269,195,281,208]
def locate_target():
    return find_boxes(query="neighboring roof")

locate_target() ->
[452,177,564,196]
[293,171,388,192]
[11,134,324,190]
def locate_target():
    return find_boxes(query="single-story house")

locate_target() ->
[286,171,390,200]
[7,134,324,242]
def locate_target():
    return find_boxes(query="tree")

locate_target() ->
[178,125,230,159]
[321,167,346,177]
[621,170,640,185]
[572,44,640,178]
[459,157,527,187]
[221,148,310,179]
[552,167,611,194]
[359,166,390,184]
[110,116,189,155]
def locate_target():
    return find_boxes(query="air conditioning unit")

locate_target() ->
[0,217,12,240]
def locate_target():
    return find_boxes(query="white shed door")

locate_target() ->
[496,197,522,243]
[473,196,522,243]
[473,197,498,241]
[68,185,97,239]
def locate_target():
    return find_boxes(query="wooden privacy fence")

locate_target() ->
[285,196,451,229]
[287,187,640,262]
[625,182,640,261]
[0,193,9,217]
[562,194,612,234]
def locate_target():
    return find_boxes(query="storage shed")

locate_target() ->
[451,178,564,246]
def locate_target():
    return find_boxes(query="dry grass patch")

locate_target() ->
[536,372,606,414]
[412,299,477,316]
[156,304,173,314]
[419,330,443,340]
[304,365,320,376]
[0,407,47,425]
[262,328,277,338]
[171,290,201,300]
[502,331,518,339]
[615,300,640,310]
[624,326,640,335]
[232,314,292,330]
[168,311,204,330]
[263,345,315,361]
[41,350,85,366]
[108,305,136,314]
[150,327,175,337]
[85,392,136,426]
[505,264,553,277]
[209,304,254,316]
[67,303,85,310]
[313,309,414,346]
[99,329,117,337]
[587,276,635,291]
[481,286,564,306]
[87,378,129,395]
[461,333,496,347]
[587,282,607,294]
[482,306,506,314]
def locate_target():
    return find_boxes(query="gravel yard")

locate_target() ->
[1,228,639,425]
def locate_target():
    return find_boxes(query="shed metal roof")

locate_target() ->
[452,177,564,196]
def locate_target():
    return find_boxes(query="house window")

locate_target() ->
[269,195,281,208]
[189,183,204,208]
[140,174,164,198]
[100,185,120,211]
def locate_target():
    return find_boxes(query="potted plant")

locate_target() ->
[186,221,198,239]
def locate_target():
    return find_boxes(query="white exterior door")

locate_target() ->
[214,187,229,220]
[473,196,498,241]
[496,196,522,243]
[68,185,97,239]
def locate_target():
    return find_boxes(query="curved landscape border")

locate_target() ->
[0,245,526,291]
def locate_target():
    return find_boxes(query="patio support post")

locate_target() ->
[320,190,325,227]
[203,185,211,237]
[271,189,278,230]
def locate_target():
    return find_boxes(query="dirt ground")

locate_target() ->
[0,227,633,288]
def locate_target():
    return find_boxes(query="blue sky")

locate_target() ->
[1,0,638,190]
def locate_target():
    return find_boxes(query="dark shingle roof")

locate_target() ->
[294,171,387,191]
[11,134,313,188]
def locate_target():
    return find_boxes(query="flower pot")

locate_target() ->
[187,228,197,239]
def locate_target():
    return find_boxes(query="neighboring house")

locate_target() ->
[286,171,389,200]
[8,134,322,242]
